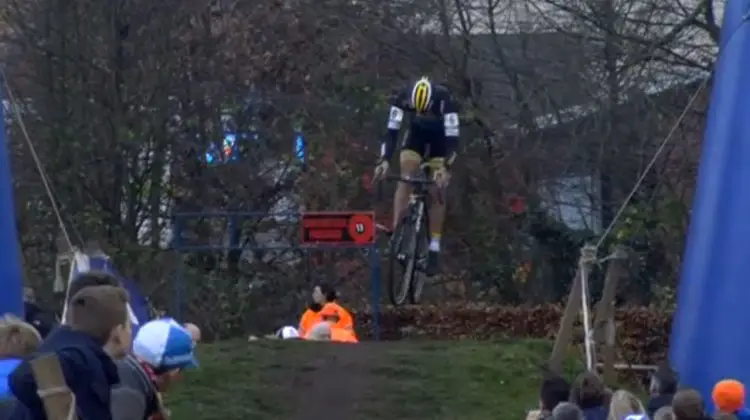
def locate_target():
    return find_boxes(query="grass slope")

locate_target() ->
[167,339,581,420]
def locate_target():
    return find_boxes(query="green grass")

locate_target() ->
[166,338,583,420]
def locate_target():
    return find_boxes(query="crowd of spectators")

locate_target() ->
[529,362,750,420]
[1,276,356,418]
[0,271,200,420]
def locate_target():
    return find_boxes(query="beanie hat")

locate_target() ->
[713,379,746,413]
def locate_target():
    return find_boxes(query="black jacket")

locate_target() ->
[8,326,120,420]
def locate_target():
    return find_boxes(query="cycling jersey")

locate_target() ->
[380,83,460,166]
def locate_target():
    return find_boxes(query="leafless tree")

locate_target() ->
[1,0,715,331]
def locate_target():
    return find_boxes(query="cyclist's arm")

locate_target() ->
[442,96,460,168]
[381,91,408,162]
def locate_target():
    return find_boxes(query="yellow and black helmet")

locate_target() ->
[410,77,432,113]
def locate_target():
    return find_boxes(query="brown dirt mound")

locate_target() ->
[282,342,387,419]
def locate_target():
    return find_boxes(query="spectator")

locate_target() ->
[165,322,201,383]
[570,371,608,420]
[319,294,355,333]
[66,271,120,299]
[539,372,572,418]
[9,285,132,420]
[608,389,646,420]
[0,315,42,419]
[183,323,201,344]
[314,283,337,304]
[298,284,335,338]
[134,319,198,385]
[298,305,322,339]
[306,322,332,341]
[648,363,679,417]
[23,286,56,338]
[114,318,198,420]
[712,379,750,419]
[653,406,675,420]
[110,387,147,420]
[553,402,584,420]
[319,305,358,343]
[61,271,120,323]
[0,315,42,398]
[673,388,711,420]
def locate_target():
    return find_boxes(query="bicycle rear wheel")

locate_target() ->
[387,208,419,306]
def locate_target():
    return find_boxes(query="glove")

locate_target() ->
[373,160,389,182]
[433,166,450,188]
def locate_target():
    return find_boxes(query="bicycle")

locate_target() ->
[380,163,441,305]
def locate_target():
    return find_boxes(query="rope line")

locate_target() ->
[0,68,78,252]
[593,10,750,254]
[593,77,709,252]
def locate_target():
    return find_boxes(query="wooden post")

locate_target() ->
[600,317,617,384]
[31,354,76,420]
[593,246,628,384]
[549,244,596,373]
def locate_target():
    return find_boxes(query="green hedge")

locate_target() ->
[356,304,672,365]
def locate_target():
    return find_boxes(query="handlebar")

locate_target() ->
[382,162,435,185]
[375,170,444,205]
[372,161,447,204]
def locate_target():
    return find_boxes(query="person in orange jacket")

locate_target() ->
[312,283,355,333]
[298,306,322,339]
[320,301,355,332]
[330,326,358,343]
[318,305,358,343]
[298,283,342,336]
[294,283,358,342]
[297,283,334,337]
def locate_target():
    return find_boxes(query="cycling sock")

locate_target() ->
[429,234,441,252]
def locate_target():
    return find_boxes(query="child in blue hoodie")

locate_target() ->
[9,284,132,420]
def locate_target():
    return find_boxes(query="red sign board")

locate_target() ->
[300,211,375,246]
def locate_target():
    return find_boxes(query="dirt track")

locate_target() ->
[283,343,385,420]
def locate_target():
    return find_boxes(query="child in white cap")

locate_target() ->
[114,318,198,420]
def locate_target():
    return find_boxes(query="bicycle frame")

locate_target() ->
[387,167,432,236]
[382,166,435,304]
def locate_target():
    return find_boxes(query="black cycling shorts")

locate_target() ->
[400,128,446,160]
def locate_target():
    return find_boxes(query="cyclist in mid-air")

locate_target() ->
[372,77,459,276]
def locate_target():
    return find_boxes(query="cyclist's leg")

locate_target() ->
[393,130,424,230]
[424,137,448,275]
[426,157,446,249]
